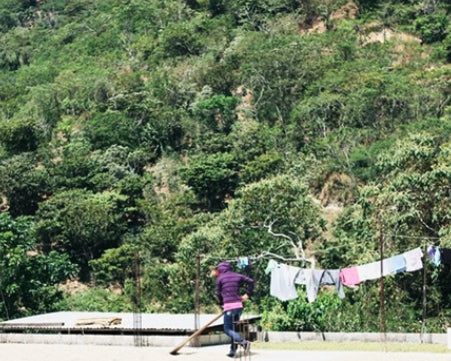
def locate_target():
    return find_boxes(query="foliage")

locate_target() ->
[240,152,284,184]
[179,152,238,211]
[414,11,449,44]
[261,292,343,332]
[0,118,37,153]
[0,0,449,332]
[0,153,51,216]
[0,212,77,319]
[443,32,451,62]
[89,243,138,288]
[192,94,240,133]
[55,287,133,312]
[33,189,128,281]
[141,259,197,313]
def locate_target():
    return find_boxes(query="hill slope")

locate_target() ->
[0,0,450,332]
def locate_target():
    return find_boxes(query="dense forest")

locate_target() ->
[0,0,450,333]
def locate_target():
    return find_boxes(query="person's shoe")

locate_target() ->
[226,350,235,358]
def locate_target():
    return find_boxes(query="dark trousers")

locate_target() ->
[223,307,244,352]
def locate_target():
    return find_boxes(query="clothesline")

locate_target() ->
[296,234,442,255]
[204,230,445,280]
[265,245,450,303]
[204,250,315,266]
[205,230,442,264]
[383,233,441,240]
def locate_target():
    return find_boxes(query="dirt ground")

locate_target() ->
[0,343,450,361]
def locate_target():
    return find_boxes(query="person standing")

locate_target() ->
[215,261,254,358]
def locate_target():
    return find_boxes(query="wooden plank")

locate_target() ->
[169,312,224,355]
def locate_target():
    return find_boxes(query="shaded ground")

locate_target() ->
[0,343,450,361]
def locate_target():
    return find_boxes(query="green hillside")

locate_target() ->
[0,0,450,333]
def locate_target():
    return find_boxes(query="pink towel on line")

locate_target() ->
[339,266,360,286]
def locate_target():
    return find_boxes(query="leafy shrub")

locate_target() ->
[414,12,449,44]
[443,32,451,62]
[0,118,37,153]
[158,21,205,57]
[261,292,343,332]
[193,95,239,133]
[56,287,133,312]
[180,152,238,211]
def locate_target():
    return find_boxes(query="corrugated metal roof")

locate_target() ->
[0,312,260,335]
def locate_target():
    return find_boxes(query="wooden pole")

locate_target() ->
[379,225,386,342]
[170,312,224,355]
[194,254,201,330]
[421,243,427,342]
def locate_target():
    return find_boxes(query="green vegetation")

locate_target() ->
[0,0,450,333]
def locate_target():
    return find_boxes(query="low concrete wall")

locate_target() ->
[0,331,447,347]
[0,333,230,347]
[0,333,181,347]
[261,331,447,345]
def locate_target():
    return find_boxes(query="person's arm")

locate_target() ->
[242,275,254,299]
[215,278,223,305]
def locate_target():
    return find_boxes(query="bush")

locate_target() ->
[55,287,133,312]
[414,12,449,44]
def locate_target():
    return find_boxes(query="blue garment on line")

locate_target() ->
[427,245,441,266]
[384,254,407,275]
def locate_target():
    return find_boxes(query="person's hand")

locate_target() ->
[241,294,249,302]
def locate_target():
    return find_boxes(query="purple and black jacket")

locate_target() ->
[215,261,254,306]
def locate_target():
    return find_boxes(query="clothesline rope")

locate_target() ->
[203,232,443,269]
[383,233,441,240]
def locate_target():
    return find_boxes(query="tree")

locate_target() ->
[0,28,33,71]
[180,152,238,211]
[157,20,205,58]
[414,11,449,44]
[0,212,76,319]
[0,117,37,153]
[371,119,451,252]
[46,139,99,190]
[192,94,240,133]
[177,174,326,309]
[34,189,128,281]
[319,117,451,332]
[89,243,137,288]
[84,111,145,150]
[0,153,51,216]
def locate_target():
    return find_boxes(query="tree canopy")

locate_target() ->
[0,0,450,332]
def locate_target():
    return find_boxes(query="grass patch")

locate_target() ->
[252,341,450,353]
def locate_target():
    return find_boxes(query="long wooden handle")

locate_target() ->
[169,312,224,355]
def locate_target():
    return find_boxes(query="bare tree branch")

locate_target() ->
[262,219,309,262]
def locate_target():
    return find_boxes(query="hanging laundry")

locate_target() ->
[385,254,407,274]
[427,245,441,266]
[356,260,381,282]
[266,260,301,301]
[356,254,406,282]
[301,269,345,303]
[440,248,451,264]
[265,246,425,303]
[265,259,277,274]
[339,266,360,287]
[401,247,423,271]
[237,256,252,276]
[237,256,249,269]
[294,268,308,285]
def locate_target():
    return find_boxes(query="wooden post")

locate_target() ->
[379,224,386,342]
[195,254,201,330]
[421,243,427,343]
